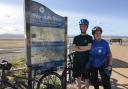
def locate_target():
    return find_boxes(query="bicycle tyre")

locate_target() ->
[15,80,28,89]
[0,81,16,89]
[37,71,62,89]
[67,68,73,83]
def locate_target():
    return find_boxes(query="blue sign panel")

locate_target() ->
[29,1,66,71]
[30,1,65,28]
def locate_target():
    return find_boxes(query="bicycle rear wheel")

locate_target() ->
[37,71,62,89]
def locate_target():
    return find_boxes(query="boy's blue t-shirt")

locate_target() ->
[89,39,111,68]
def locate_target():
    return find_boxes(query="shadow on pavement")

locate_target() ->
[112,58,128,78]
[111,58,128,89]
[112,58,128,68]
[111,78,128,89]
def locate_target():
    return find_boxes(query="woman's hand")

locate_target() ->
[105,65,112,71]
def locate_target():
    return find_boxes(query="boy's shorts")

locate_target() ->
[73,61,90,79]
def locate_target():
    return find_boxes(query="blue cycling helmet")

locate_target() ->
[79,19,89,25]
[92,26,102,35]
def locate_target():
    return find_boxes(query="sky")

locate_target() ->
[0,0,128,36]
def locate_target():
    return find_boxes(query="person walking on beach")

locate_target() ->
[71,19,93,89]
[87,26,112,89]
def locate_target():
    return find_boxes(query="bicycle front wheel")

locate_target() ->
[37,71,62,89]
[0,81,16,89]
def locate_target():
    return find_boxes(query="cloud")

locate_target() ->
[5,14,11,18]
[0,4,24,34]
[0,25,24,34]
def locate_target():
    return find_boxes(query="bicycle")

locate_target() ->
[67,53,75,84]
[0,60,63,89]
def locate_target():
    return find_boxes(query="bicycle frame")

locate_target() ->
[0,69,17,89]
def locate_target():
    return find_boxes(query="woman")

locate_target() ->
[88,26,112,89]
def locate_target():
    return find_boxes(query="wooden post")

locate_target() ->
[24,0,32,89]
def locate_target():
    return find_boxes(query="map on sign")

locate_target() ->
[28,1,66,70]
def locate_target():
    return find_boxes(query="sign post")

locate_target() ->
[24,0,67,88]
[24,0,32,89]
